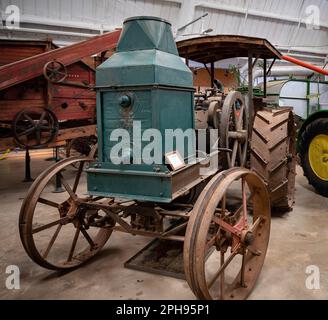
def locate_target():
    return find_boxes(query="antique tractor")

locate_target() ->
[19,17,296,300]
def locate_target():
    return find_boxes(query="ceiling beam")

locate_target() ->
[195,1,328,30]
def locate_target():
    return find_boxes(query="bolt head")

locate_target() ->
[244,232,254,246]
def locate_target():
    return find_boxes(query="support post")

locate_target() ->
[210,61,215,87]
[263,58,267,98]
[53,146,64,193]
[186,57,189,67]
[22,148,34,182]
[248,51,254,137]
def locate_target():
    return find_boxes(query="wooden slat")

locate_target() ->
[0,125,97,150]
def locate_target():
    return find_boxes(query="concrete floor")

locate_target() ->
[0,150,327,300]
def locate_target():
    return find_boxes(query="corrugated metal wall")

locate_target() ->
[191,0,328,56]
[0,0,327,63]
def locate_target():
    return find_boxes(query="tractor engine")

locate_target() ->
[87,16,200,204]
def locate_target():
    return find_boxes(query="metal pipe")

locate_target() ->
[253,66,313,81]
[17,14,114,32]
[282,55,328,76]
[1,26,96,38]
[178,12,208,31]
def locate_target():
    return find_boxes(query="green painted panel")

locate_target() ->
[101,89,152,163]
[100,87,195,165]
[117,16,178,55]
[96,50,192,87]
[87,170,172,203]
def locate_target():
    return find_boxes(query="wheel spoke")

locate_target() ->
[221,194,226,214]
[232,192,255,218]
[249,216,263,233]
[40,125,51,131]
[241,178,247,224]
[208,247,239,289]
[23,113,35,126]
[38,197,59,208]
[205,232,218,251]
[80,227,95,249]
[232,102,239,128]
[73,161,84,193]
[18,127,35,137]
[220,251,225,299]
[67,226,80,262]
[238,143,243,165]
[53,65,62,72]
[39,111,46,123]
[60,174,77,200]
[230,140,238,167]
[237,105,245,130]
[32,216,69,234]
[240,247,246,287]
[42,224,62,259]
[212,215,236,235]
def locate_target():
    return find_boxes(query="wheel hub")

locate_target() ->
[309,134,328,181]
[241,230,254,246]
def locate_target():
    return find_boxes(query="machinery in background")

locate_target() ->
[259,79,328,198]
[19,17,297,300]
[178,36,297,213]
[0,31,120,151]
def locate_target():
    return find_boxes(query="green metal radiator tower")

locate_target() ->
[87,16,199,203]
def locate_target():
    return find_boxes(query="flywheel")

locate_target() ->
[220,91,249,169]
[250,108,296,213]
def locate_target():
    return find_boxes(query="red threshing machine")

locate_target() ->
[0,30,121,152]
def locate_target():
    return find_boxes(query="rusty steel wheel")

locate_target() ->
[43,60,68,83]
[220,91,249,169]
[19,156,112,270]
[13,108,59,148]
[184,168,270,300]
[250,108,296,212]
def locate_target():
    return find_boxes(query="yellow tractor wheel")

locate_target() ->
[300,118,328,197]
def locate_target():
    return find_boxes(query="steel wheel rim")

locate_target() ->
[184,168,270,300]
[13,108,59,149]
[43,60,68,83]
[19,156,111,270]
